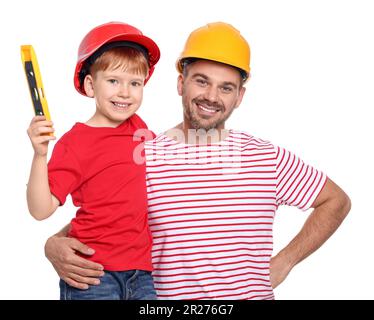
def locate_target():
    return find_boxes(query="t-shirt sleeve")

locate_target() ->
[130,114,155,140]
[48,141,82,206]
[275,146,327,211]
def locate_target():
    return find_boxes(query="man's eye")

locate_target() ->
[221,86,233,93]
[196,78,207,86]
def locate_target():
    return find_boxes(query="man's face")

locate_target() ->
[178,60,246,131]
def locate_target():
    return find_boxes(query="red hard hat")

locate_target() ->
[74,21,160,96]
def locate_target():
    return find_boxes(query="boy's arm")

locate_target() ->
[26,115,58,220]
[27,153,60,220]
[45,225,105,289]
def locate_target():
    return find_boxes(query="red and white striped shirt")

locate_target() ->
[145,130,326,300]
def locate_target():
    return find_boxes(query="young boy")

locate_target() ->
[26,21,160,300]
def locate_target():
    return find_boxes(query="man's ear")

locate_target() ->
[83,75,95,98]
[177,74,184,97]
[234,86,246,109]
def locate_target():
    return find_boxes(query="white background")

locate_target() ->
[1,0,373,299]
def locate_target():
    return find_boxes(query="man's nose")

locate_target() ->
[203,86,219,103]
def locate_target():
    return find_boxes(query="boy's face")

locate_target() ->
[84,67,145,127]
[177,59,246,131]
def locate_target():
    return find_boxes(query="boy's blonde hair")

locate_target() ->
[90,47,149,79]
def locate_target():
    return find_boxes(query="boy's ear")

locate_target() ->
[83,75,95,98]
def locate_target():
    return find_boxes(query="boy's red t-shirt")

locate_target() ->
[48,114,154,271]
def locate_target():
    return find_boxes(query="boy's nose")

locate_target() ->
[118,84,130,97]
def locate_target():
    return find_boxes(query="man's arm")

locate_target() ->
[45,224,105,289]
[270,177,351,288]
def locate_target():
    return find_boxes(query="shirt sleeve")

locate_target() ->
[275,146,327,211]
[48,141,82,206]
[130,113,156,140]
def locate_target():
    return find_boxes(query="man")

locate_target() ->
[45,22,351,300]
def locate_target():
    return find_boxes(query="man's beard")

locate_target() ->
[184,98,234,131]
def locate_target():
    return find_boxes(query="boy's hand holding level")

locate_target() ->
[27,115,56,156]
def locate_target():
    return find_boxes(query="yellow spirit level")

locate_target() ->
[21,45,52,121]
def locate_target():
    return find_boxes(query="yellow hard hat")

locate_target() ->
[176,22,251,81]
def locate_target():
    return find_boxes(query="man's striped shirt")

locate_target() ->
[145,130,326,300]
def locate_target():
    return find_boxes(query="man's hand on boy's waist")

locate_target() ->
[45,234,105,290]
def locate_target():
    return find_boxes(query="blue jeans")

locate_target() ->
[59,270,157,300]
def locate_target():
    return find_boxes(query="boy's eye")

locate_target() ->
[108,79,118,84]
[131,81,142,87]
